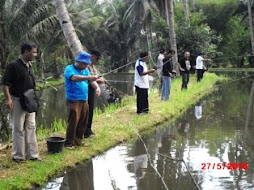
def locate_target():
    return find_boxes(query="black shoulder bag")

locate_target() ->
[20,88,39,113]
[19,65,39,113]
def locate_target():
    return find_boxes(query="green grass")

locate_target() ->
[0,73,224,190]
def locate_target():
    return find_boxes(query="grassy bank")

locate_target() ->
[0,73,224,189]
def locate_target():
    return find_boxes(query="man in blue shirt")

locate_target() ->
[64,51,100,149]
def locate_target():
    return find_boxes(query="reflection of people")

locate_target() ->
[161,49,175,101]
[134,51,156,114]
[60,160,94,190]
[196,52,211,82]
[156,48,166,90]
[64,51,101,149]
[156,126,174,148]
[2,42,41,163]
[195,103,202,120]
[177,121,190,138]
[132,139,148,179]
[178,51,192,90]
[133,154,148,179]
[84,50,105,138]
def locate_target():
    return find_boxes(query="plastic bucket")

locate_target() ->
[46,137,66,153]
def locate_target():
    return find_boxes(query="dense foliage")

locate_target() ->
[0,0,253,77]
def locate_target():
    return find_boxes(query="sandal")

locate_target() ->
[12,158,25,163]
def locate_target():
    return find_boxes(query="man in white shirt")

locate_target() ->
[156,48,166,90]
[196,52,211,82]
[134,51,156,114]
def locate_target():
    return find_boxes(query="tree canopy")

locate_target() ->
[0,0,254,76]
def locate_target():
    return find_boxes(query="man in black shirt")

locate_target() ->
[178,51,192,90]
[2,42,41,163]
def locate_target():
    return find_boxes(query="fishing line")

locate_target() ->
[128,122,200,190]
[211,55,254,61]
[128,122,170,190]
[105,80,133,83]
[158,153,201,190]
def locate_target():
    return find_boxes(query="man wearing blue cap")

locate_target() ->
[64,51,101,149]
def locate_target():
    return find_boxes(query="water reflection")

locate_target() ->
[60,161,94,190]
[195,103,202,120]
[40,75,254,190]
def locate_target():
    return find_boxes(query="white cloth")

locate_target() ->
[134,59,149,89]
[185,60,191,70]
[156,53,165,78]
[196,55,204,70]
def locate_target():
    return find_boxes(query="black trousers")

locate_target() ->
[196,69,205,82]
[181,73,189,89]
[135,86,149,114]
[85,85,95,135]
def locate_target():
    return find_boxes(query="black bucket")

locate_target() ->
[46,137,66,154]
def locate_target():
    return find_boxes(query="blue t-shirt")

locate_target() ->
[64,64,91,100]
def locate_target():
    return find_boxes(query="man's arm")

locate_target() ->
[141,69,156,76]
[70,75,98,82]
[178,62,185,71]
[3,85,13,109]
[89,81,101,96]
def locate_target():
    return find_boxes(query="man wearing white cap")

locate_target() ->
[64,51,101,149]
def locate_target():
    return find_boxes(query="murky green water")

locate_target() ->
[39,73,254,190]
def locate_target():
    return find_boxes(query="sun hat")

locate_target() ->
[75,51,91,64]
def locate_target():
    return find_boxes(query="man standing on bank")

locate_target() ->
[178,51,192,90]
[2,42,41,163]
[156,48,166,90]
[84,50,105,138]
[134,51,156,115]
[64,51,101,149]
[196,52,211,82]
[161,49,175,101]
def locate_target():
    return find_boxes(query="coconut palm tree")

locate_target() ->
[99,0,146,70]
[0,0,54,69]
[183,0,190,27]
[165,0,178,70]
[52,0,83,56]
[247,0,254,56]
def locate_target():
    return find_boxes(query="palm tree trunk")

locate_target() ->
[245,80,254,129]
[191,0,195,9]
[183,0,190,27]
[0,11,10,69]
[165,0,179,72]
[52,0,83,57]
[247,0,254,56]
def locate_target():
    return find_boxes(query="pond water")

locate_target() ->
[39,73,254,190]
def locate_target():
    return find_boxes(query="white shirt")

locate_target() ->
[134,59,149,89]
[196,55,204,69]
[156,53,165,78]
